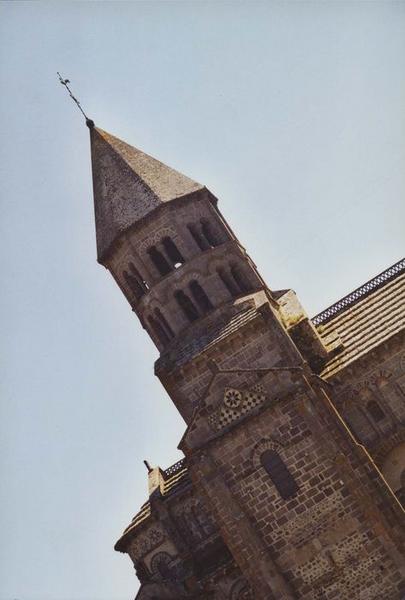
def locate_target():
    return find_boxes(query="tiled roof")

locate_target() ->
[123,501,151,532]
[315,260,405,378]
[313,259,405,325]
[161,459,190,496]
[155,305,260,373]
[90,127,203,260]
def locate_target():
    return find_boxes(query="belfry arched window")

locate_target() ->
[147,316,170,346]
[154,308,174,340]
[162,237,184,268]
[175,290,199,322]
[217,267,239,297]
[201,219,218,247]
[188,224,209,251]
[367,400,385,422]
[122,271,146,300]
[260,450,298,500]
[189,280,213,314]
[147,246,172,276]
[231,264,252,294]
[129,262,148,289]
[124,262,148,299]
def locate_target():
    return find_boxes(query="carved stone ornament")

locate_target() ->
[370,369,392,389]
[151,551,174,579]
[224,388,243,408]
[130,527,165,560]
[138,226,177,252]
[208,385,267,431]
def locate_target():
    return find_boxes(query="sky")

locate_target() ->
[0,2,404,599]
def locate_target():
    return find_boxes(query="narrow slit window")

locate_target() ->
[367,400,385,422]
[147,246,172,276]
[189,280,213,314]
[260,450,298,500]
[162,237,184,267]
[175,290,199,322]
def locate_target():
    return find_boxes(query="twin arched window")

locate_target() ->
[175,290,199,322]
[148,307,174,347]
[260,450,298,500]
[217,263,253,298]
[123,262,148,301]
[188,219,223,251]
[175,280,213,323]
[147,237,184,276]
[201,220,218,247]
[188,223,209,251]
[217,267,240,297]
[190,280,213,314]
[147,245,172,276]
[162,237,184,267]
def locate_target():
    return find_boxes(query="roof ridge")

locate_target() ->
[319,278,405,335]
[313,258,405,326]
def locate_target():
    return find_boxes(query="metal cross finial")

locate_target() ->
[143,460,153,473]
[57,72,94,128]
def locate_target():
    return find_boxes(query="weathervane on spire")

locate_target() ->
[57,72,94,128]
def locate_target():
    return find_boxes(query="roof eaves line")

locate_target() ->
[98,188,208,264]
[115,510,153,552]
[180,310,258,367]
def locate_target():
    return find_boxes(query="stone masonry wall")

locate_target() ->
[328,330,405,500]
[187,375,405,599]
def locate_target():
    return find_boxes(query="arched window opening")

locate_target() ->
[151,552,173,580]
[260,450,298,500]
[129,262,149,291]
[231,264,253,294]
[123,270,144,301]
[147,246,172,276]
[154,308,174,340]
[188,224,209,251]
[201,220,219,247]
[189,280,213,314]
[162,237,184,268]
[217,267,239,297]
[175,290,199,322]
[147,316,170,346]
[367,400,385,422]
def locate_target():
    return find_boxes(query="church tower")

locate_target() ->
[88,123,405,599]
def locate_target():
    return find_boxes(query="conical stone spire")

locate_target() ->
[90,127,204,261]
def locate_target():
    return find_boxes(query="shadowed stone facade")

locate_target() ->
[87,123,405,599]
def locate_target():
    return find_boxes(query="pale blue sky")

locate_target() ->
[1,2,404,599]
